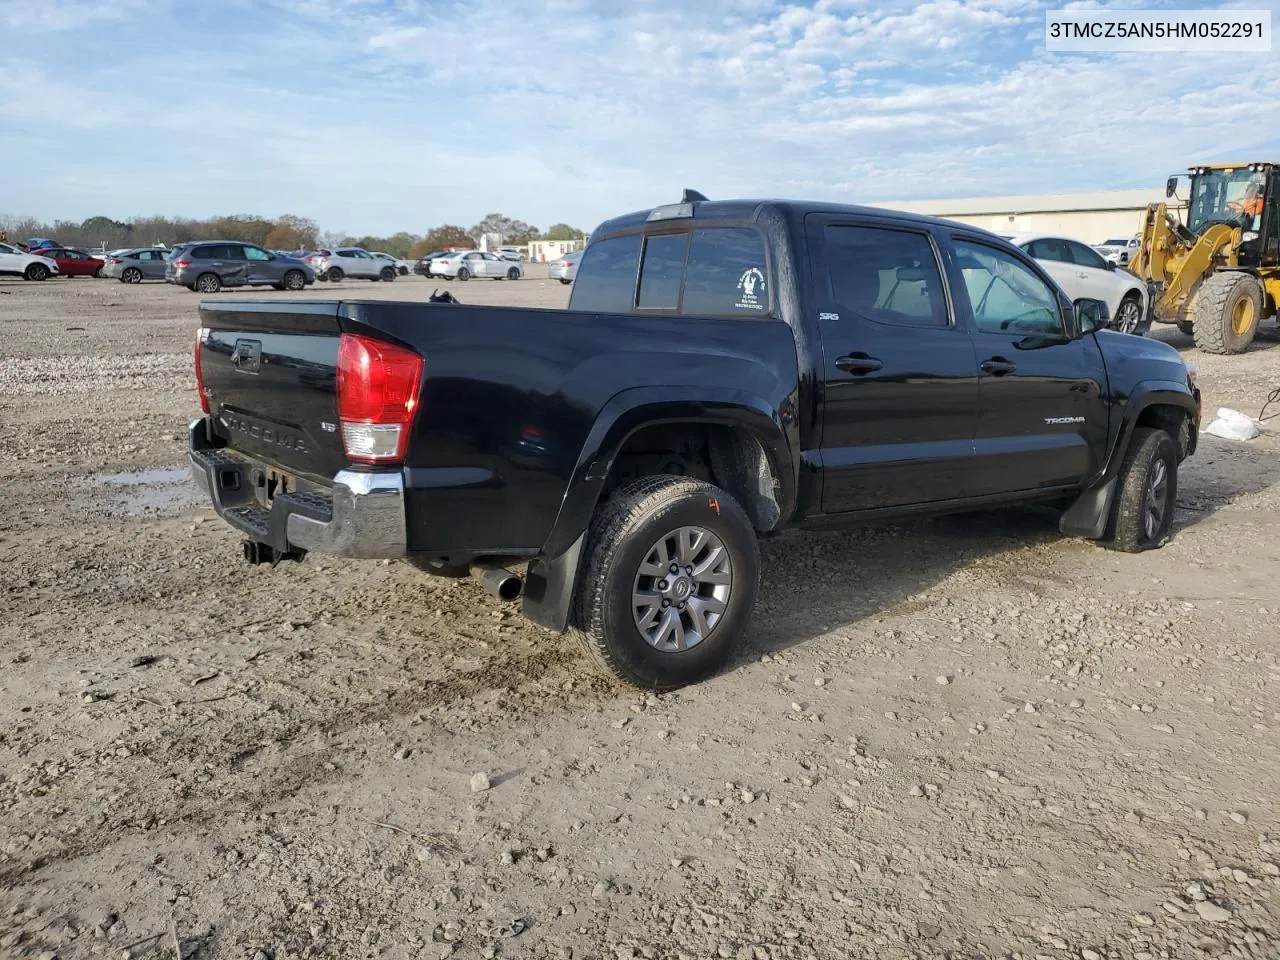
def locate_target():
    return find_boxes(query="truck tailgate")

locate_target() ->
[197,301,348,482]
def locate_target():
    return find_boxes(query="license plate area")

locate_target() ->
[249,466,296,508]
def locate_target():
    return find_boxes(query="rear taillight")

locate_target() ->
[336,333,423,463]
[106,257,121,264]
[195,327,210,414]
[174,258,191,268]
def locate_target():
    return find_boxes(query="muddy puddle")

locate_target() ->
[90,466,202,516]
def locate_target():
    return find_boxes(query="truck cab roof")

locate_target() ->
[594,197,975,239]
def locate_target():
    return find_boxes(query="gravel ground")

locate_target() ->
[1,271,1279,960]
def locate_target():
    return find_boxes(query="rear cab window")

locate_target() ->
[569,226,771,317]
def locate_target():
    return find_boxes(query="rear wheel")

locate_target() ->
[122,267,143,284]
[559,278,572,285]
[326,267,343,283]
[1105,427,1178,553]
[1113,292,1144,334]
[1192,272,1262,354]
[457,267,471,281]
[195,272,221,294]
[24,263,49,281]
[570,476,760,689]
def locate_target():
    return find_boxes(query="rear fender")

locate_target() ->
[521,386,797,632]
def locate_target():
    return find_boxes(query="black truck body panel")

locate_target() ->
[191,197,1200,632]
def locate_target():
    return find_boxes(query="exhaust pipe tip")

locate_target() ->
[471,563,523,602]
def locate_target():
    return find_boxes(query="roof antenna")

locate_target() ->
[681,188,709,203]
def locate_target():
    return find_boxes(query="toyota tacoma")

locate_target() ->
[189,192,1201,688]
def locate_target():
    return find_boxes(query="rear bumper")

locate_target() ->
[188,417,407,558]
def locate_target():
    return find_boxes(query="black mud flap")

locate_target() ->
[1059,477,1118,540]
[521,533,585,633]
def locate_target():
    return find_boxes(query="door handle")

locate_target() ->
[835,354,883,374]
[981,357,1017,375]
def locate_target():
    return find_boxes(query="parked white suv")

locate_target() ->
[0,242,59,281]
[1001,232,1148,334]
[1094,236,1140,266]
[308,247,398,282]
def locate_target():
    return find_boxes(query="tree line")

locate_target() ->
[0,211,586,260]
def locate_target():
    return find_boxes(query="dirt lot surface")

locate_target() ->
[2,271,1279,960]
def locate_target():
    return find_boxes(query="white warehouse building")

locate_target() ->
[874,188,1187,244]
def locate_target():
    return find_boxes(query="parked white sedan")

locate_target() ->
[1000,232,1148,334]
[432,250,524,281]
[371,251,412,276]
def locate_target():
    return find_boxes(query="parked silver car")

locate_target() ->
[547,249,583,285]
[432,250,524,280]
[102,247,170,283]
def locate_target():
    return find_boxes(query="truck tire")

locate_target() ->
[571,476,760,689]
[1192,272,1262,354]
[1104,427,1178,553]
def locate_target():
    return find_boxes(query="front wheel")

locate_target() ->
[1113,293,1144,335]
[1105,427,1178,553]
[24,263,49,281]
[559,278,572,285]
[398,266,408,276]
[506,267,520,280]
[283,269,306,291]
[1192,272,1262,354]
[571,476,760,689]
[380,267,396,281]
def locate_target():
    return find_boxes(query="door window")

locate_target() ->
[955,240,1064,336]
[821,224,949,327]
[1064,240,1108,270]
[244,246,271,261]
[681,228,769,316]
[568,234,641,313]
[636,233,688,311]
[1026,238,1072,263]
[222,245,247,261]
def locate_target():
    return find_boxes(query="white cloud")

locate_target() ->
[1,0,1277,235]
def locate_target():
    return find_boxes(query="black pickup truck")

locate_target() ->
[189,193,1201,688]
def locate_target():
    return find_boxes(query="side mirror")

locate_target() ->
[1166,176,1179,198]
[1074,297,1110,334]
[1104,259,1116,271]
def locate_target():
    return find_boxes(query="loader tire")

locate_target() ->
[1192,272,1262,354]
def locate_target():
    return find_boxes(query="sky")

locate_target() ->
[3,0,1279,237]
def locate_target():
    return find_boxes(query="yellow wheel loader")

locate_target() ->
[1128,162,1279,354]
